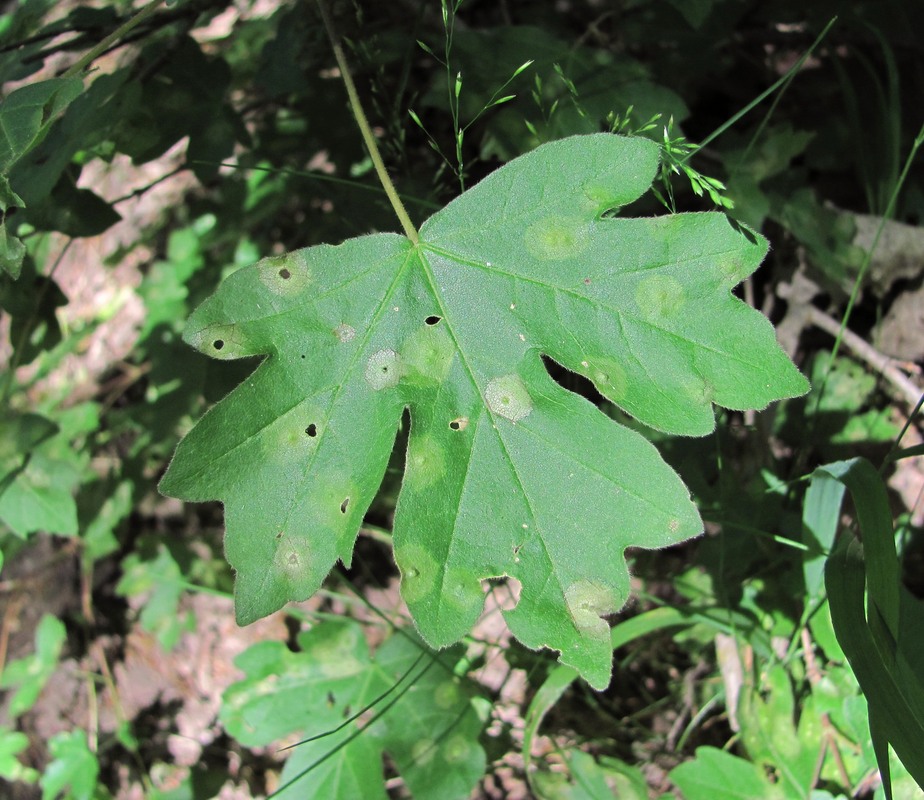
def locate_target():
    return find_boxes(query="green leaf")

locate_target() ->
[0,76,84,278]
[664,0,716,28]
[221,619,486,799]
[737,663,819,796]
[0,258,69,365]
[0,411,58,491]
[821,458,924,798]
[40,730,99,800]
[0,77,84,173]
[669,746,784,800]
[0,614,66,718]
[0,403,94,538]
[0,443,81,537]
[0,217,26,278]
[161,134,807,688]
[9,70,128,209]
[24,178,121,237]
[0,727,38,783]
[80,478,134,562]
[116,545,193,651]
[532,750,647,799]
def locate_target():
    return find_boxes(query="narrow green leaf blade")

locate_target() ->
[826,536,924,797]
[820,458,924,797]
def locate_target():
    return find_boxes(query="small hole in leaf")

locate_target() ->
[327,691,336,707]
[305,423,318,437]
[301,354,306,359]
[340,497,350,514]
[213,339,224,350]
[448,416,468,431]
[275,531,284,539]
[425,315,442,325]
[279,268,291,279]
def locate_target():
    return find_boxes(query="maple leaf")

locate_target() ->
[160,134,807,688]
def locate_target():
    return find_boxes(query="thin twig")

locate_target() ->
[110,164,185,205]
[806,305,923,410]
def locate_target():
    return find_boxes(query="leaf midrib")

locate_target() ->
[415,247,562,626]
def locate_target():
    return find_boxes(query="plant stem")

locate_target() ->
[62,0,165,79]
[692,16,837,157]
[317,0,419,244]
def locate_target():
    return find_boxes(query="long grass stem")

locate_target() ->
[317,0,419,244]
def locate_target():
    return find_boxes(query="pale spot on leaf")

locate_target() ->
[485,374,533,422]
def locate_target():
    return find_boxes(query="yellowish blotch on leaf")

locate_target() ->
[258,253,311,294]
[310,624,364,678]
[635,275,686,319]
[441,567,484,611]
[406,434,445,488]
[583,357,628,401]
[187,323,249,359]
[720,257,750,287]
[364,349,402,390]
[411,739,436,765]
[434,679,462,709]
[395,542,439,604]
[334,323,355,342]
[485,374,533,422]
[564,579,623,640]
[402,323,455,383]
[525,216,588,261]
[680,374,714,406]
[273,534,313,591]
[443,733,472,764]
[580,181,614,211]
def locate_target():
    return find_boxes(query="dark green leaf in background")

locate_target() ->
[0,77,84,174]
[222,619,486,800]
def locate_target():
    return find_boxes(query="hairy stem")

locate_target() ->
[317,0,419,244]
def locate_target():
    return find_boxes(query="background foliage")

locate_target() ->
[0,0,922,798]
